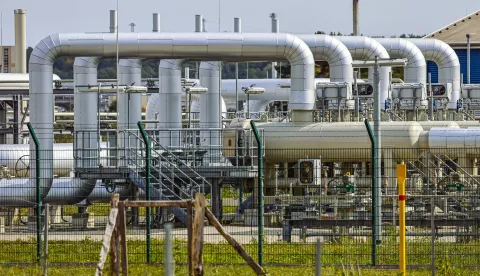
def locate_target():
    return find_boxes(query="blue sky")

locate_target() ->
[0,0,478,47]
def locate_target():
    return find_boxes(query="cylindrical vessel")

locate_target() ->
[109,10,117,33]
[14,9,27,73]
[152,13,160,32]
[225,120,427,162]
[195,15,203,32]
[234,18,241,33]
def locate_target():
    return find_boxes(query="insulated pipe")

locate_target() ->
[28,32,315,202]
[152,13,160,33]
[118,59,142,163]
[375,38,427,85]
[14,9,26,73]
[109,10,117,33]
[270,13,279,79]
[200,61,222,148]
[336,36,391,109]
[158,59,185,146]
[73,57,100,169]
[408,38,461,109]
[195,15,203,33]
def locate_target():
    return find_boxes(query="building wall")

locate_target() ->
[427,49,480,84]
[0,46,17,73]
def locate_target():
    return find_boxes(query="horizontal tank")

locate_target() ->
[224,119,427,162]
[0,73,61,88]
[0,143,108,177]
[417,121,459,131]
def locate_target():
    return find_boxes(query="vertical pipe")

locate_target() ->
[195,15,202,79]
[185,67,189,79]
[270,13,278,79]
[428,73,434,120]
[373,56,382,245]
[467,34,471,84]
[14,9,26,73]
[354,71,359,121]
[397,164,407,275]
[152,13,160,32]
[353,0,359,36]
[109,10,117,33]
[234,17,241,114]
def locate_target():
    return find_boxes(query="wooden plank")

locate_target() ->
[110,195,120,276]
[192,194,206,276]
[205,208,266,276]
[187,201,193,276]
[118,202,128,276]
[123,201,188,208]
[95,194,119,276]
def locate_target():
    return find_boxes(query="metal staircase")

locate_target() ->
[123,128,213,224]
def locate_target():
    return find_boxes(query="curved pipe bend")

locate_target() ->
[408,38,461,109]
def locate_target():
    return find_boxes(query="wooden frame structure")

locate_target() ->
[95,193,266,276]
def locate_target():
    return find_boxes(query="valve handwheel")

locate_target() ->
[15,155,30,178]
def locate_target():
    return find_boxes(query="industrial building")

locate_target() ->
[426,10,480,84]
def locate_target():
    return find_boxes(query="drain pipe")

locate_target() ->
[408,38,461,109]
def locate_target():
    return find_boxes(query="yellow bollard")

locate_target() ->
[397,164,407,275]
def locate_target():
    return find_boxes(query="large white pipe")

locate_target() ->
[408,38,461,109]
[118,59,142,163]
[200,61,222,148]
[158,59,184,146]
[336,36,390,108]
[73,57,100,168]
[14,9,26,73]
[25,32,315,206]
[227,119,427,162]
[375,38,427,85]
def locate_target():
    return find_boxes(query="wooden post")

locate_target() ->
[192,194,206,276]
[118,202,128,276]
[187,201,193,276]
[205,208,266,276]
[95,194,120,276]
[110,195,120,276]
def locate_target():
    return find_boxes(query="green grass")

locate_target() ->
[1,265,480,276]
[1,238,480,268]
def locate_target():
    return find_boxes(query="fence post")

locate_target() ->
[43,203,49,276]
[315,238,322,276]
[250,121,263,266]
[397,164,407,275]
[431,196,435,276]
[27,122,42,264]
[137,122,151,263]
[164,222,174,276]
[364,119,377,266]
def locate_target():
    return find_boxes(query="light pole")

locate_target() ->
[242,85,265,119]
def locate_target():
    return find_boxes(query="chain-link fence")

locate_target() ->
[0,139,480,270]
